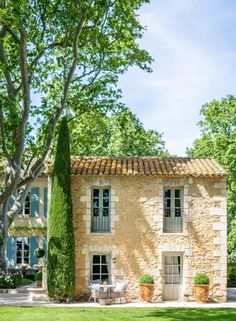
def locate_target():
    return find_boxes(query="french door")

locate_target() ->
[163,254,182,300]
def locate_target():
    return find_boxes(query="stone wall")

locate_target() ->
[72,175,227,302]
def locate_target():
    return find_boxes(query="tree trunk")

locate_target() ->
[0,202,8,271]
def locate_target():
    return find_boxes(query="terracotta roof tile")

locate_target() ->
[70,156,227,177]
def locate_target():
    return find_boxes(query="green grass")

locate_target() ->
[0,307,236,321]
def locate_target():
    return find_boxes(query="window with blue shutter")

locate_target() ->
[7,237,15,266]
[30,236,39,266]
[44,187,48,218]
[31,187,40,217]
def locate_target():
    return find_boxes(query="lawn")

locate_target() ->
[0,307,236,321]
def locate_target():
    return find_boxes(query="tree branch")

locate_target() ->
[0,28,17,97]
[7,184,31,224]
[61,8,87,109]
[6,8,88,200]
[14,23,30,165]
[0,104,15,168]
[4,25,20,44]
[29,41,66,83]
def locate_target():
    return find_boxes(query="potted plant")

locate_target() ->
[139,274,154,302]
[194,273,210,303]
[34,247,45,259]
[35,271,43,287]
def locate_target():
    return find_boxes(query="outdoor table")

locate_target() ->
[98,284,115,305]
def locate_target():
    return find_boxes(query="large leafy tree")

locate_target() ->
[0,0,152,269]
[187,95,236,259]
[70,107,168,156]
[47,117,75,300]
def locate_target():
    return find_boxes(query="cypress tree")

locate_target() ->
[47,116,75,300]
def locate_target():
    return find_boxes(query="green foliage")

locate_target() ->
[0,271,22,289]
[228,261,236,287]
[0,0,153,162]
[47,117,75,300]
[194,273,209,285]
[33,248,45,259]
[70,107,168,156]
[35,271,42,282]
[187,95,236,260]
[8,226,47,235]
[139,274,154,284]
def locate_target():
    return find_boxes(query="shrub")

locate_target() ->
[194,273,209,284]
[139,274,154,284]
[34,247,45,258]
[47,117,75,300]
[0,271,22,289]
[228,260,236,287]
[35,271,42,281]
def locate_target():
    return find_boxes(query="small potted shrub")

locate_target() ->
[139,274,154,302]
[194,273,210,303]
[34,247,45,259]
[35,271,43,287]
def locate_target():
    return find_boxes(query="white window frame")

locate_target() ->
[163,187,183,233]
[15,237,30,265]
[90,253,111,283]
[19,191,31,215]
[91,187,111,233]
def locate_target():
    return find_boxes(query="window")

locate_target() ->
[164,255,182,284]
[163,188,183,233]
[19,191,31,215]
[91,254,110,283]
[16,237,30,264]
[91,188,110,232]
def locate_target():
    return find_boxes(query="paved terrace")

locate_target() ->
[0,288,236,308]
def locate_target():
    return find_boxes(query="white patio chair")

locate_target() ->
[111,280,129,303]
[88,280,101,302]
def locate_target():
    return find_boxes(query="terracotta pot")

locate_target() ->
[36,280,42,287]
[194,284,209,303]
[139,283,154,302]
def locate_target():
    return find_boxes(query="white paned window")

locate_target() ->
[91,188,110,232]
[19,191,31,215]
[163,188,183,233]
[91,254,110,283]
[164,255,182,284]
[16,237,30,264]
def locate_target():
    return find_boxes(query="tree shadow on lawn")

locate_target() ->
[144,308,236,321]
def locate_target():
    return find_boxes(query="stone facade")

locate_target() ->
[72,175,227,302]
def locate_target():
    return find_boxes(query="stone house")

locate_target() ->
[6,156,227,302]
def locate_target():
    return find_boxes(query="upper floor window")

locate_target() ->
[163,187,183,233]
[91,254,110,283]
[19,191,31,215]
[16,237,30,265]
[91,188,110,233]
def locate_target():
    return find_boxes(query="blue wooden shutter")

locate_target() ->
[7,194,15,210]
[43,236,47,258]
[30,236,38,266]
[44,187,48,218]
[31,187,39,217]
[7,237,15,266]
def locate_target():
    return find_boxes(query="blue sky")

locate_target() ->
[118,0,236,156]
